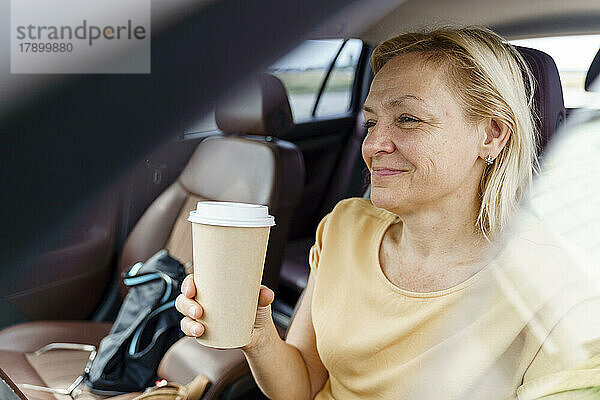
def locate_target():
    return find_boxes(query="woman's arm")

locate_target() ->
[518,296,600,399]
[285,272,329,396]
[242,271,328,399]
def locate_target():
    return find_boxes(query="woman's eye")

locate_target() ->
[362,120,376,130]
[398,114,420,123]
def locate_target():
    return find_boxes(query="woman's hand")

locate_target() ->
[175,274,276,350]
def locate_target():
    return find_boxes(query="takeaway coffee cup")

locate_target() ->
[187,201,275,348]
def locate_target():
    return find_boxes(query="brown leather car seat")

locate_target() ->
[0,72,304,400]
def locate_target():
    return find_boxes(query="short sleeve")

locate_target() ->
[517,296,600,399]
[308,213,331,274]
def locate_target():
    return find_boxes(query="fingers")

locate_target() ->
[175,294,203,319]
[254,286,275,330]
[180,316,205,337]
[257,285,275,307]
[177,281,275,338]
[181,274,196,298]
[176,280,205,337]
[254,304,272,329]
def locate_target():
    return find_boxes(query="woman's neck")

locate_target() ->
[387,192,490,269]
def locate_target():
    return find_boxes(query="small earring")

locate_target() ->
[484,155,495,165]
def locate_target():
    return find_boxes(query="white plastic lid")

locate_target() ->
[187,201,275,227]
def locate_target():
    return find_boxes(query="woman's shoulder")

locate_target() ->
[309,198,394,273]
[329,197,398,222]
[494,210,599,316]
[503,213,600,389]
[501,211,594,270]
[314,197,397,247]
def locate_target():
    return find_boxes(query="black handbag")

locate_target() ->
[84,249,186,395]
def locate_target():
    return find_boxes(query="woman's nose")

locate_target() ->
[362,124,396,158]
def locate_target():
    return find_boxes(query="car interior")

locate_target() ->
[1,0,600,399]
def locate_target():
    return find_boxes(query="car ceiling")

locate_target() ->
[312,0,600,43]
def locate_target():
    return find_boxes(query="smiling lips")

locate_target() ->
[371,167,408,177]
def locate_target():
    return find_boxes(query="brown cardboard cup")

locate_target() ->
[188,202,274,348]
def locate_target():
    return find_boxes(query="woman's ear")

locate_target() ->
[479,118,511,160]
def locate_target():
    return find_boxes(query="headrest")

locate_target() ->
[585,48,600,91]
[515,46,566,154]
[215,73,294,137]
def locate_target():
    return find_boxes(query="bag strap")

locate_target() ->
[132,375,210,400]
[123,271,175,306]
[127,299,176,355]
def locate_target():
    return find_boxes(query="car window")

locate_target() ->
[315,39,363,117]
[267,39,343,121]
[184,39,363,134]
[268,39,363,121]
[510,35,600,109]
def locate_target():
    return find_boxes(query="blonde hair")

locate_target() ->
[371,26,538,239]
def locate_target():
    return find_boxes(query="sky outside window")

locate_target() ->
[511,35,600,109]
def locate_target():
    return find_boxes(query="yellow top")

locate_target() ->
[309,198,600,400]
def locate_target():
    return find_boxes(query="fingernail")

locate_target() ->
[192,325,202,336]
[189,306,198,318]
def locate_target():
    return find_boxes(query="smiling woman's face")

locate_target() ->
[362,52,486,215]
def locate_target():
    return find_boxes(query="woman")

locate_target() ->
[176,26,600,399]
